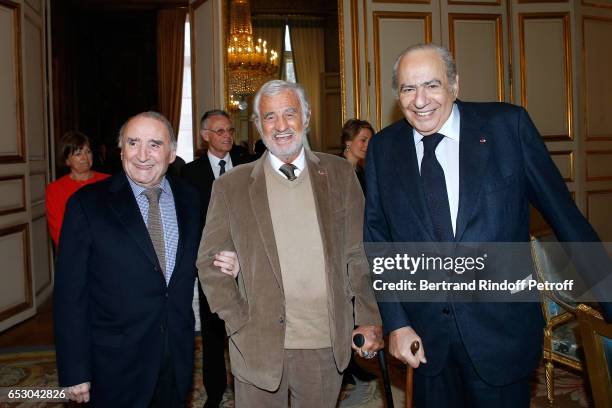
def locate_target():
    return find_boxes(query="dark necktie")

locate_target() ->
[219,159,226,176]
[421,133,454,242]
[279,163,297,181]
[143,188,166,277]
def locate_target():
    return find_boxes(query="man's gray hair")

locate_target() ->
[117,111,177,150]
[391,43,458,94]
[251,80,311,135]
[200,109,231,130]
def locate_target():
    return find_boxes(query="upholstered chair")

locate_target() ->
[576,304,612,408]
[531,233,583,404]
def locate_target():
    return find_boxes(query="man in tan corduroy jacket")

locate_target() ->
[197,80,383,407]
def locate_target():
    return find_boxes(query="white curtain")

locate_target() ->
[289,17,325,149]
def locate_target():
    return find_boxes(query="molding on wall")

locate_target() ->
[0,0,25,164]
[0,223,33,322]
[448,13,505,101]
[373,10,432,130]
[518,12,573,141]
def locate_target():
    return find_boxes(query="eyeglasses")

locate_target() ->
[204,127,236,137]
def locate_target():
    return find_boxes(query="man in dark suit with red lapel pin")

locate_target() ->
[364,43,612,407]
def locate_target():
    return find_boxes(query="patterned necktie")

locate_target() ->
[279,163,298,181]
[421,133,454,242]
[143,188,166,277]
[219,159,226,176]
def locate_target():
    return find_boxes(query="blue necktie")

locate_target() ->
[219,159,226,176]
[421,133,454,242]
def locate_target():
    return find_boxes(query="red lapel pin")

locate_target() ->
[480,137,487,144]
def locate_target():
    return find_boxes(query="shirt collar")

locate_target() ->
[207,151,231,166]
[127,174,171,196]
[268,146,306,172]
[413,103,460,145]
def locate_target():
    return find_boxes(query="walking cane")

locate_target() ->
[405,340,420,408]
[353,334,394,408]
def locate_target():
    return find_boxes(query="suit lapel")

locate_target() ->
[305,150,334,272]
[168,176,186,288]
[230,149,247,166]
[248,153,284,293]
[391,121,436,241]
[203,156,215,185]
[108,173,160,269]
[455,101,491,242]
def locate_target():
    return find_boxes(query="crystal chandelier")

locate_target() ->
[227,0,279,97]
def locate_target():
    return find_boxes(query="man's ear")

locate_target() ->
[201,130,209,143]
[303,110,312,130]
[452,75,459,98]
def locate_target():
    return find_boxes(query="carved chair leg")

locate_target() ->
[545,359,554,405]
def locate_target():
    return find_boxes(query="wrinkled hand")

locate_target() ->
[65,382,90,403]
[351,325,384,359]
[389,326,426,368]
[214,251,240,278]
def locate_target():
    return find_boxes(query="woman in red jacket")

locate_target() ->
[46,131,109,247]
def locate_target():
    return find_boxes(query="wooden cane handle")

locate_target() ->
[410,340,420,355]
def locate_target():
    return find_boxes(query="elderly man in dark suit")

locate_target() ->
[181,109,251,408]
[197,80,383,407]
[182,109,250,221]
[364,43,612,407]
[54,111,201,407]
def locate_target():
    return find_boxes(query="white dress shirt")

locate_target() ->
[128,176,179,284]
[207,151,234,179]
[413,103,460,235]
[268,147,306,178]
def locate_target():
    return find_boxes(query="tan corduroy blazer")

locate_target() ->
[197,149,381,391]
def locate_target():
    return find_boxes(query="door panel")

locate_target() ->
[0,0,52,332]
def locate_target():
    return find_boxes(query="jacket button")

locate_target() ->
[165,292,169,298]
[160,323,166,333]
[442,307,451,315]
[279,316,284,324]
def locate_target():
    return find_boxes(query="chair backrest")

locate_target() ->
[530,232,582,312]
[576,304,612,407]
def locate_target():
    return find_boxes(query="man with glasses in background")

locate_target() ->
[182,109,251,407]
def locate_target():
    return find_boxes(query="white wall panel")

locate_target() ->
[29,171,46,206]
[0,2,24,163]
[0,176,25,215]
[519,14,572,140]
[24,12,46,160]
[373,12,432,129]
[587,191,612,241]
[32,216,50,294]
[449,14,503,102]
[583,17,612,141]
[0,224,32,323]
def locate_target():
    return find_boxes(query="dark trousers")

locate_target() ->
[414,312,531,408]
[199,283,228,408]
[149,327,185,408]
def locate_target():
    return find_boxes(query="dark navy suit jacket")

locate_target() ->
[364,101,610,385]
[53,172,201,407]
[181,148,252,227]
